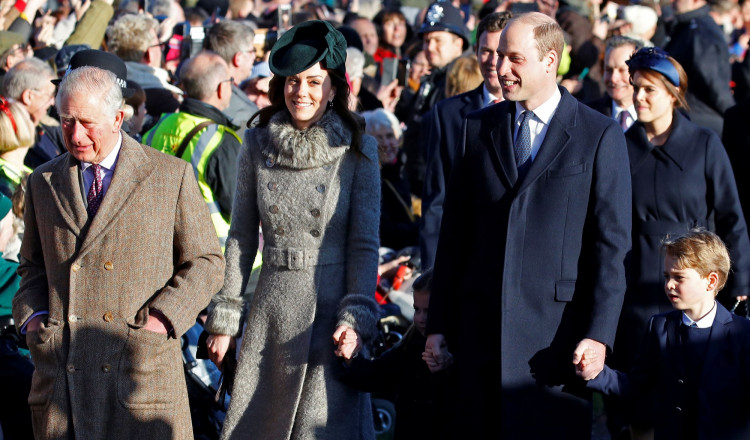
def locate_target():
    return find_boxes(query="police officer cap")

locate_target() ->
[418,2,470,50]
[54,49,135,98]
[269,20,348,77]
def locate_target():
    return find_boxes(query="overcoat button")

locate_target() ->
[103,312,114,322]
[269,205,279,214]
[104,261,113,270]
[310,229,320,237]
[101,364,112,373]
[266,158,275,167]
[310,208,321,217]
[71,263,80,272]
[268,182,277,191]
[323,164,332,170]
[675,407,682,413]
[68,315,78,322]
[67,364,75,373]
[677,379,684,385]
[316,184,326,193]
[276,227,285,236]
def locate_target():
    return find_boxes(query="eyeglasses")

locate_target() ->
[220,77,235,87]
[148,41,167,51]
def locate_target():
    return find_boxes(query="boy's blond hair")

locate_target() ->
[662,229,731,293]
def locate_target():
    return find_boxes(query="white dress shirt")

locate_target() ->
[513,87,562,162]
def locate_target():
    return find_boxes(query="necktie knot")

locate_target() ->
[515,111,534,168]
[87,163,103,218]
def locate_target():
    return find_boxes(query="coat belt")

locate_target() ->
[263,246,346,270]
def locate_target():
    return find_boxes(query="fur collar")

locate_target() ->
[258,109,352,169]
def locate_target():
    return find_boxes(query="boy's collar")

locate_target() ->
[682,300,717,328]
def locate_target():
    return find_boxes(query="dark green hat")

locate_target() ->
[269,20,347,77]
[0,31,25,56]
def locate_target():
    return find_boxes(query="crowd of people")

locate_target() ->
[0,0,747,438]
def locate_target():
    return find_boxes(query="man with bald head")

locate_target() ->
[145,51,241,247]
[425,12,631,438]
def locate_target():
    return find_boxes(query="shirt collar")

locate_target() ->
[612,102,636,120]
[483,84,501,106]
[682,300,717,328]
[81,132,122,172]
[514,86,561,126]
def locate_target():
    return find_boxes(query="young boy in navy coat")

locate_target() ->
[577,229,750,439]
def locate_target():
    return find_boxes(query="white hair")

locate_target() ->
[56,66,123,119]
[362,108,402,139]
[345,47,365,80]
[621,5,658,40]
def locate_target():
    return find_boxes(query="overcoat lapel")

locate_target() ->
[78,135,154,258]
[517,89,575,194]
[45,153,88,237]
[489,108,518,187]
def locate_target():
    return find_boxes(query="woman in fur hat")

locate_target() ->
[204,20,381,440]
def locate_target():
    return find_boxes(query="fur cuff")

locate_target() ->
[205,294,245,337]
[336,294,379,344]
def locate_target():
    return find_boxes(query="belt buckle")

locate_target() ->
[288,248,304,270]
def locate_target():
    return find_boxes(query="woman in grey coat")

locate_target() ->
[204,20,381,439]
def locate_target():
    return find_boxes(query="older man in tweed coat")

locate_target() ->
[11,53,225,439]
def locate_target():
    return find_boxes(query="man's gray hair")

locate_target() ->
[3,57,55,100]
[179,51,227,101]
[56,66,123,119]
[203,20,255,64]
[605,35,645,53]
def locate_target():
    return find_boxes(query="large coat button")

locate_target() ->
[101,364,112,373]
[104,261,113,270]
[276,227,285,236]
[103,312,114,322]
[67,364,75,373]
[269,205,279,214]
[268,182,278,191]
[310,229,320,237]
[316,184,326,193]
[71,263,81,272]
[310,208,321,217]
[68,315,78,323]
[266,158,275,167]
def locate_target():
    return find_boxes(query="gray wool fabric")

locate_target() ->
[205,109,381,439]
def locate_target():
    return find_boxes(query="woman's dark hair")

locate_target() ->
[250,62,363,153]
[412,268,434,294]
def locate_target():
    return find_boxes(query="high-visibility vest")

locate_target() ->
[145,112,240,248]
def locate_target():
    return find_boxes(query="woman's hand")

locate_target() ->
[206,334,235,369]
[332,325,361,360]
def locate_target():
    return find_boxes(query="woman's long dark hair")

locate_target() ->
[250,62,363,153]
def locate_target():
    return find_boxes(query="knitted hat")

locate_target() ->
[269,20,348,76]
[418,2,469,49]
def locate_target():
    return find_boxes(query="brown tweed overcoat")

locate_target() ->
[12,133,225,439]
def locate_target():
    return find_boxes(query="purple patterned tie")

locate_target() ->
[618,111,629,131]
[87,164,103,217]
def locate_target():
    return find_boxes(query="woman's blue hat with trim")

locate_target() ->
[269,20,348,77]
[626,47,680,87]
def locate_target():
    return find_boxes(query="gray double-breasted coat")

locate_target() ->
[206,110,381,439]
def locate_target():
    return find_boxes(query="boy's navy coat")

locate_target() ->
[427,87,632,438]
[590,303,750,440]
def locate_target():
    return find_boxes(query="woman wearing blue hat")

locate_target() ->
[205,20,380,439]
[610,47,750,434]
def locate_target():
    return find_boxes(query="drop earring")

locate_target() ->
[328,100,334,108]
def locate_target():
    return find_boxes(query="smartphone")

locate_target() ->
[278,4,292,35]
[381,58,410,87]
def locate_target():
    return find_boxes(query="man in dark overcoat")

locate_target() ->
[11,51,225,439]
[425,13,631,438]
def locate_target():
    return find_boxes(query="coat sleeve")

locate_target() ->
[337,135,380,345]
[584,121,632,348]
[64,0,114,47]
[705,132,750,297]
[205,137,260,337]
[148,159,225,336]
[12,171,49,330]
[419,106,443,270]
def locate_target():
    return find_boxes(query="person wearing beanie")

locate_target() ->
[204,19,381,440]
[396,0,470,196]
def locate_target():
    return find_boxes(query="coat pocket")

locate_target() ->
[547,163,585,178]
[117,327,181,409]
[555,280,576,302]
[27,318,62,408]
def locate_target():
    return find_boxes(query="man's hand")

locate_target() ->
[573,338,606,380]
[143,312,169,335]
[206,334,234,369]
[25,315,45,333]
[333,325,361,360]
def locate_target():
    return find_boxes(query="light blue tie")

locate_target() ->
[515,111,533,168]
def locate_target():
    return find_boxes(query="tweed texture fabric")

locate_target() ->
[205,109,380,440]
[12,133,225,439]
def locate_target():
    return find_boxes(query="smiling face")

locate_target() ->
[496,20,558,110]
[59,91,124,164]
[423,30,464,69]
[604,44,636,108]
[382,17,407,49]
[632,70,675,129]
[477,30,502,96]
[663,253,717,320]
[284,63,336,130]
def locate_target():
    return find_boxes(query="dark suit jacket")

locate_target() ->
[419,84,484,268]
[589,304,750,440]
[585,95,613,118]
[427,87,632,438]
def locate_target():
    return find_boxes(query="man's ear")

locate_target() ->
[545,50,558,74]
[113,108,125,132]
[232,51,243,68]
[20,88,33,106]
[707,271,720,291]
